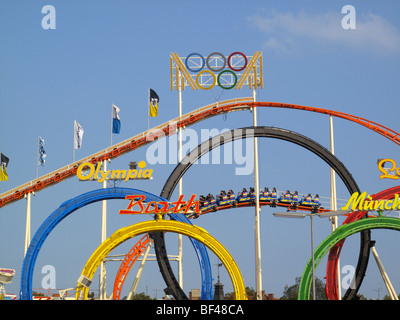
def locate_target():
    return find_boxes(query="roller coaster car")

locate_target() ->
[289,202,299,210]
[278,195,292,204]
[259,194,271,202]
[264,193,278,207]
[311,201,321,213]
[300,199,313,206]
[217,194,236,207]
[200,198,217,212]
[289,195,300,210]
[299,198,321,213]
[310,206,319,214]
[236,192,252,204]
[249,192,256,204]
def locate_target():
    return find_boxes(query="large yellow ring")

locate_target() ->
[196,70,217,90]
[75,219,247,300]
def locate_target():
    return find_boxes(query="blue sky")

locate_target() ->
[1,0,400,300]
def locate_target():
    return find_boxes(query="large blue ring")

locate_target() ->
[185,53,205,72]
[20,187,213,300]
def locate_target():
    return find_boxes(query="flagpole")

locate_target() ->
[111,104,113,146]
[73,121,75,162]
[36,136,39,178]
[147,88,150,131]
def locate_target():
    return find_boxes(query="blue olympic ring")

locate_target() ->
[185,53,206,72]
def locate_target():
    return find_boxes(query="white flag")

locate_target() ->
[112,104,120,120]
[74,120,84,149]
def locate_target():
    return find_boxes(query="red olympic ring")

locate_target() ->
[227,52,248,72]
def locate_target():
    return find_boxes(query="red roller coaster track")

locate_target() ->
[325,185,400,300]
[1,97,399,208]
[113,234,150,300]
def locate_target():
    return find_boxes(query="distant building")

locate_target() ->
[213,280,225,300]
[262,291,280,300]
[189,289,200,300]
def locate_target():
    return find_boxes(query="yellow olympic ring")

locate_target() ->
[75,219,247,300]
[196,70,217,90]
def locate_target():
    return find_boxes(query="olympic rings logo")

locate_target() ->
[184,52,247,90]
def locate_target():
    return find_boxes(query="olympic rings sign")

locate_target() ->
[184,52,247,90]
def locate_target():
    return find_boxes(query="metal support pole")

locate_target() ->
[252,89,262,300]
[128,241,153,300]
[178,71,183,288]
[310,213,316,300]
[371,245,398,300]
[329,116,341,299]
[100,160,107,299]
[24,192,32,257]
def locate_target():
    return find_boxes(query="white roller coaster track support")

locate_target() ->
[127,240,153,300]
[100,159,107,300]
[24,192,33,257]
[371,245,398,300]
[252,88,263,300]
[178,71,183,288]
[329,116,341,299]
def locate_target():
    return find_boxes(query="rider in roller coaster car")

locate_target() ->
[260,187,270,197]
[240,188,248,197]
[249,187,256,203]
[227,189,237,206]
[270,187,278,207]
[279,190,292,203]
[290,191,300,209]
[300,193,313,206]
[207,193,215,203]
[313,194,320,205]
[218,190,228,202]
[199,195,206,207]
[207,193,217,211]
[311,194,320,213]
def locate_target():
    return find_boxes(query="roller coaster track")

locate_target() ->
[113,234,150,300]
[1,97,399,208]
[111,192,327,300]
[191,197,329,219]
[75,219,247,300]
[299,216,400,300]
[156,126,371,300]
[325,185,400,300]
[6,97,400,300]
[19,188,213,300]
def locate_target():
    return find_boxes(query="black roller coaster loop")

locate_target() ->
[154,126,370,300]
